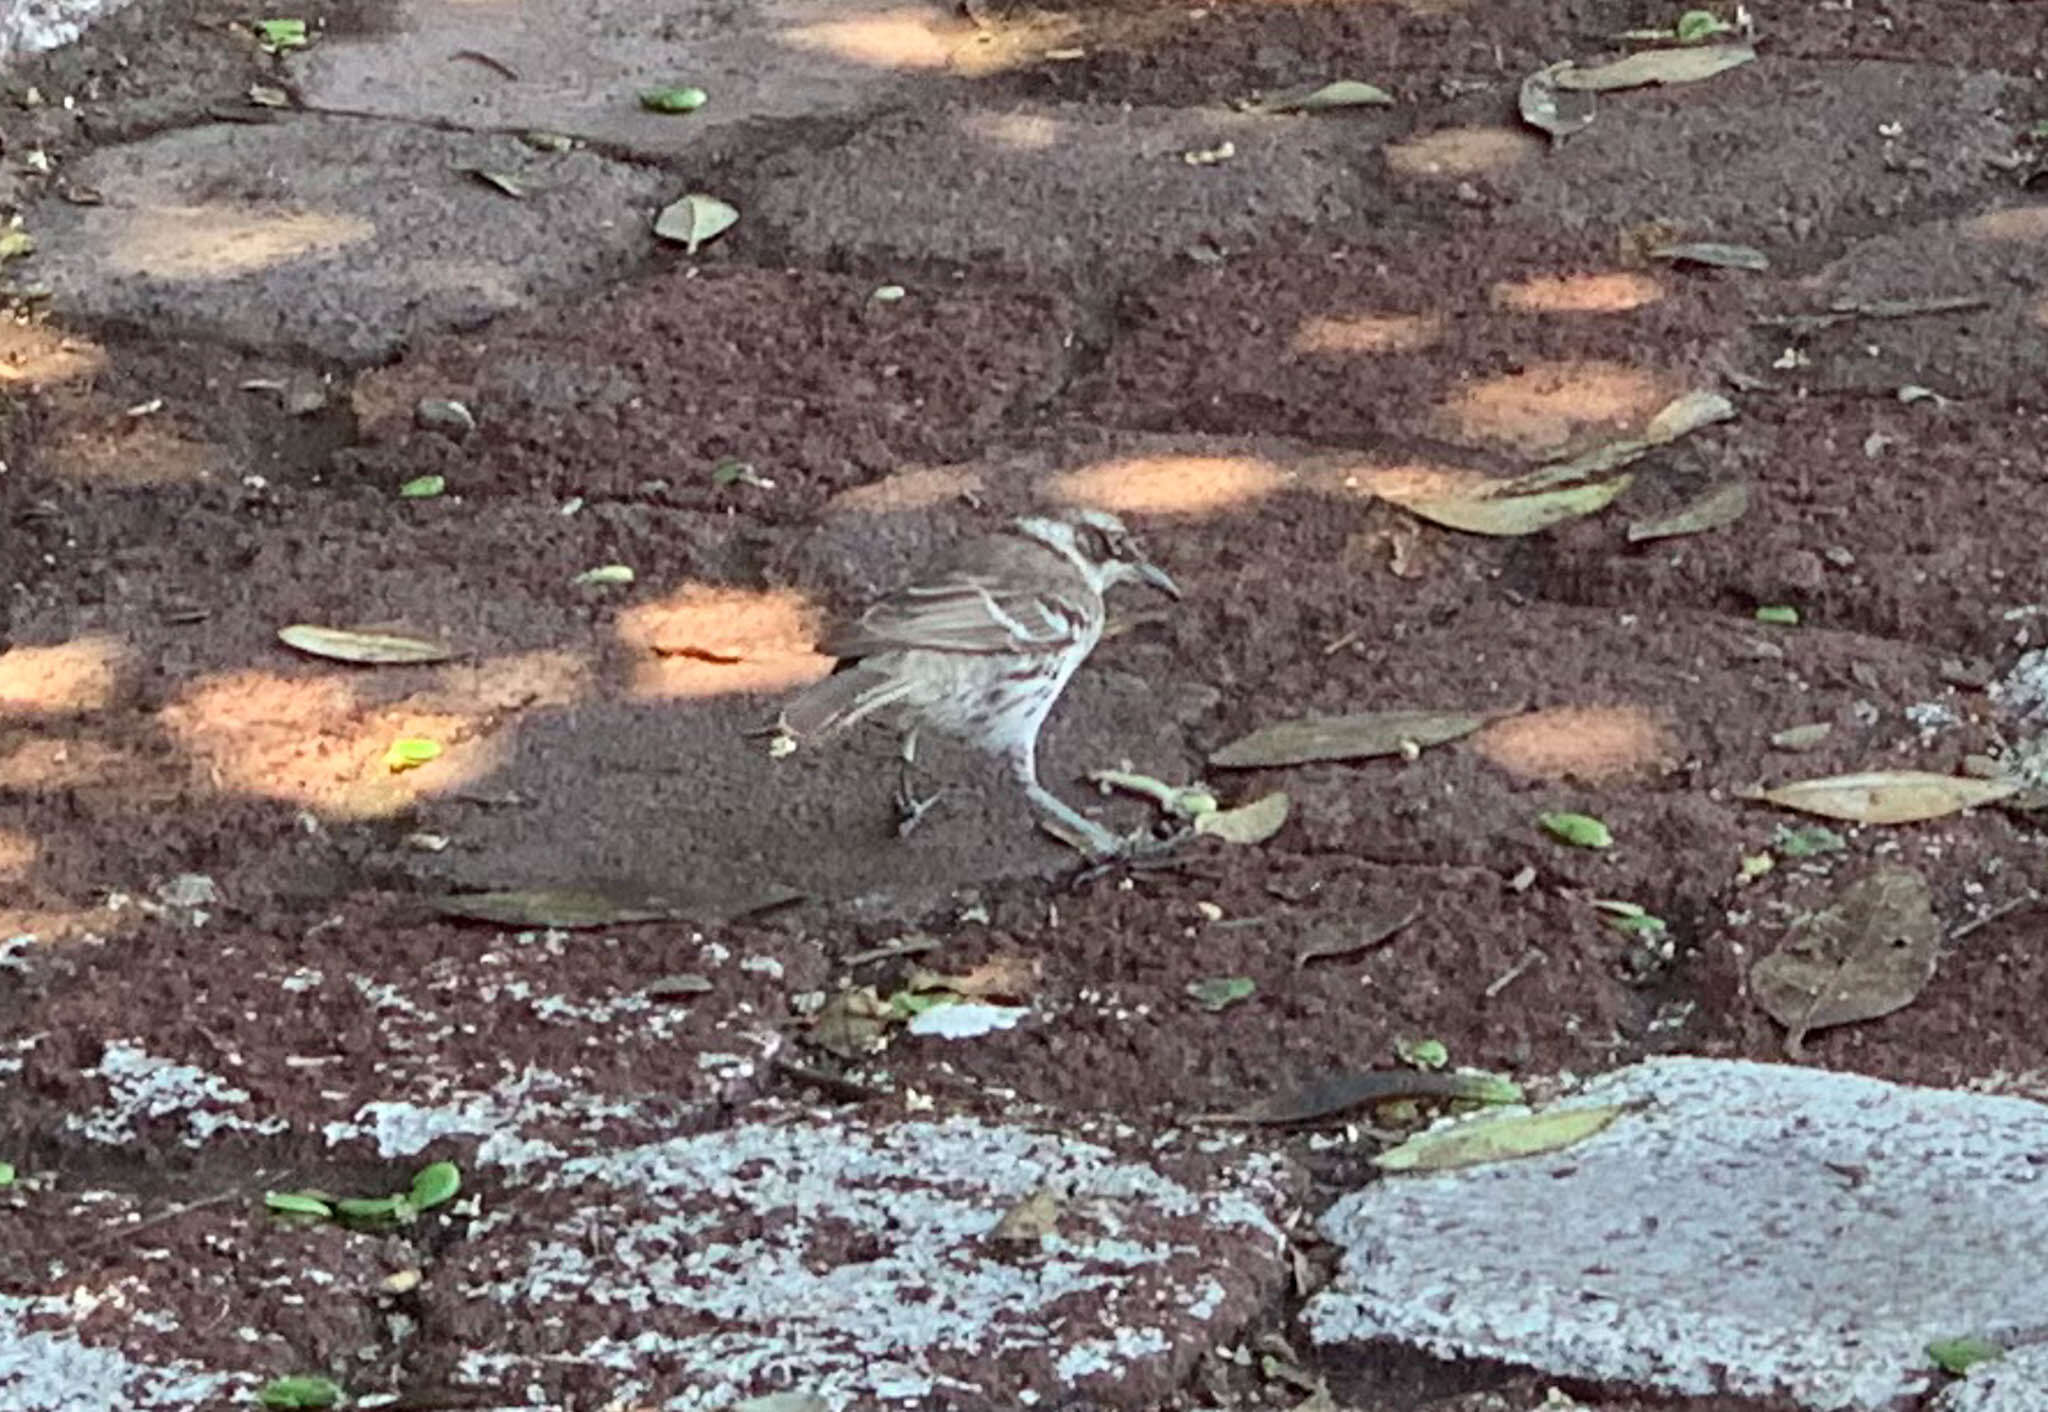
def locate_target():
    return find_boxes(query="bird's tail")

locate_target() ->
[771,662,913,744]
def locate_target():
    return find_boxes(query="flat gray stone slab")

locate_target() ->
[437,1118,1294,1409]
[294,0,972,154]
[22,115,670,361]
[754,101,1381,279]
[1305,1057,2048,1410]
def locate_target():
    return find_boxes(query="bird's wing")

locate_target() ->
[820,564,1094,659]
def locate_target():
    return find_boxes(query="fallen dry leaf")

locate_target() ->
[1746,771,2019,824]
[1398,474,1634,537]
[1555,43,1756,91]
[1195,791,1290,844]
[1518,62,1596,142]
[1198,1069,1520,1126]
[1626,480,1750,542]
[278,624,452,665]
[1373,1102,1629,1172]
[1750,866,1940,1056]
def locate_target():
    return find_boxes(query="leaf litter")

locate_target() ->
[1243,79,1393,113]
[1744,771,2019,824]
[654,194,739,254]
[1555,43,1755,91]
[1627,479,1749,542]
[1750,866,1939,1057]
[277,625,452,665]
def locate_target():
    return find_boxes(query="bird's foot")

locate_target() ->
[1036,813,1192,865]
[893,774,944,838]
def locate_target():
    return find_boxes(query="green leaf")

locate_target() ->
[335,1193,416,1225]
[259,1374,344,1409]
[639,85,709,114]
[408,1160,462,1211]
[398,474,445,499]
[1755,605,1800,626]
[572,563,635,586]
[1394,1037,1448,1070]
[0,1161,14,1186]
[253,18,309,51]
[1186,976,1256,1012]
[0,229,35,262]
[1927,1335,2004,1375]
[1673,9,1732,42]
[383,738,442,772]
[1772,823,1846,858]
[264,1190,335,1219]
[1539,811,1613,849]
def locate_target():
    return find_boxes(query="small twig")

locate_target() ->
[1482,946,1544,999]
[840,936,941,968]
[62,1185,255,1262]
[449,49,520,81]
[1948,890,2041,945]
[773,1058,885,1104]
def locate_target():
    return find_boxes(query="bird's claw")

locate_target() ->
[893,778,943,838]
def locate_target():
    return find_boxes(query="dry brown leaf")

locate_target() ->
[988,1186,1061,1244]
[278,624,452,664]
[1399,473,1633,536]
[811,986,892,1060]
[1198,1069,1519,1126]
[1518,62,1596,141]
[1746,771,2019,824]
[1295,900,1422,965]
[1555,43,1755,91]
[1626,480,1750,542]
[1642,389,1735,443]
[1750,866,1939,1056]
[1196,791,1290,844]
[907,953,1041,1001]
[1212,711,1485,768]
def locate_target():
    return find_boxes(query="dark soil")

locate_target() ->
[5,0,2048,1408]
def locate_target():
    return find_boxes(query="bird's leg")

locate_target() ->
[893,728,942,838]
[1007,742,1124,859]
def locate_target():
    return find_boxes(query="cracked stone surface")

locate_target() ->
[24,114,672,360]
[1306,1058,2048,1410]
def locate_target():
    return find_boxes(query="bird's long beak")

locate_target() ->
[1137,560,1182,599]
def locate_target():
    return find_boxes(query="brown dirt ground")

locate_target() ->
[5,1,2048,1409]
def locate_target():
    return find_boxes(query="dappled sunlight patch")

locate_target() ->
[0,636,125,716]
[828,465,987,513]
[1291,311,1444,355]
[41,419,233,486]
[778,6,969,70]
[0,321,105,388]
[1317,460,1494,504]
[1045,454,1289,516]
[1474,705,1676,782]
[0,828,38,883]
[1961,205,2048,243]
[1489,272,1664,314]
[618,585,832,700]
[162,670,503,819]
[962,111,1064,152]
[1434,359,1675,459]
[438,650,593,714]
[100,205,373,279]
[1385,125,1541,178]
